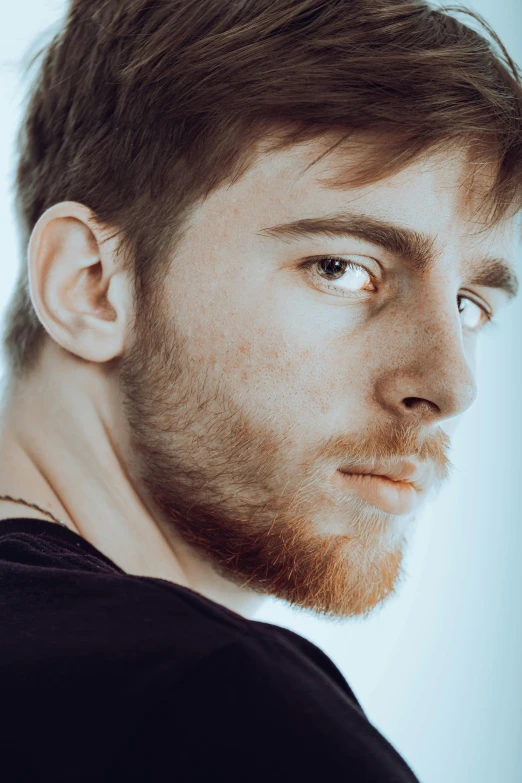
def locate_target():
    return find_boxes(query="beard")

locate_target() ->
[117,285,451,620]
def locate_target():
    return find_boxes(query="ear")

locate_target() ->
[27,201,133,364]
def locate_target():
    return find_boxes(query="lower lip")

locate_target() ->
[336,471,420,515]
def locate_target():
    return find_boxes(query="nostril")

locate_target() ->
[403,397,440,414]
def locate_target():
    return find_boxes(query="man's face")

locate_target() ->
[119,137,518,618]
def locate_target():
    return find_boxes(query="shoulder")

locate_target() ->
[107,633,419,782]
[252,619,366,707]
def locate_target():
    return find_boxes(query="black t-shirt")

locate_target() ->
[0,518,421,782]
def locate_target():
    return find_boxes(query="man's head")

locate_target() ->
[2,0,521,618]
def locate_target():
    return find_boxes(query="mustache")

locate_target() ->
[331,418,452,483]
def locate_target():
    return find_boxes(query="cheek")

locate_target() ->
[222,324,371,422]
[176,269,375,423]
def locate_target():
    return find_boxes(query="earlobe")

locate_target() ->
[27,201,130,364]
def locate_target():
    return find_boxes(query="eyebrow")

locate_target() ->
[257,211,519,299]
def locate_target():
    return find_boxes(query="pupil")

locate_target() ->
[320,258,345,278]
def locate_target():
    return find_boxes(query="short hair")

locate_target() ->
[2,0,522,379]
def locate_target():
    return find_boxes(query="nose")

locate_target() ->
[373,302,478,426]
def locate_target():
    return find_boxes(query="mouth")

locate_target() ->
[336,461,431,515]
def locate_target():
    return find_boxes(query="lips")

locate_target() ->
[336,459,433,515]
[338,459,431,492]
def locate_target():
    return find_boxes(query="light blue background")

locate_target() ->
[0,3,520,781]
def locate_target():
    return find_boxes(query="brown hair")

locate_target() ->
[2,0,522,380]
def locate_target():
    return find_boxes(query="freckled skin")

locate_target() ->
[0,136,517,618]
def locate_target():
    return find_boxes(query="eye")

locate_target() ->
[457,293,492,332]
[303,255,376,296]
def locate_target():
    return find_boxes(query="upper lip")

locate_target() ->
[338,459,432,492]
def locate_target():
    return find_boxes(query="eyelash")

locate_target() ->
[302,255,498,332]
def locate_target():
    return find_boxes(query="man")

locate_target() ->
[0,0,520,780]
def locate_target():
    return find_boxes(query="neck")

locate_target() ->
[0,341,266,620]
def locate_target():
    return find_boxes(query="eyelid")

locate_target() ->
[458,290,497,334]
[459,288,493,317]
[302,253,381,279]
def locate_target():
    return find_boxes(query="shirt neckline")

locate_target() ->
[0,516,127,572]
[0,516,255,624]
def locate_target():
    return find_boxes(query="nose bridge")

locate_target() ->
[375,290,477,422]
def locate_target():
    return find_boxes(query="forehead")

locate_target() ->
[200,135,517,258]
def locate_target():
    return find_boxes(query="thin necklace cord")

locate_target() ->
[0,495,68,528]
